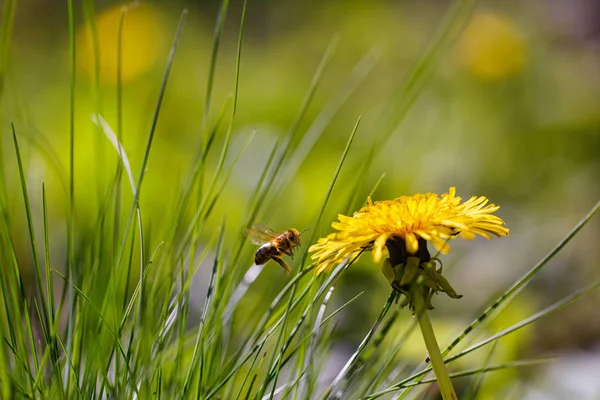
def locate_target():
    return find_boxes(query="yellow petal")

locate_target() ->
[405,232,419,254]
[372,234,389,263]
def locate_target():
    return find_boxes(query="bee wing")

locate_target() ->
[244,227,277,245]
[250,223,280,237]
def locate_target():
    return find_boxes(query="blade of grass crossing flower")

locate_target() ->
[362,173,386,207]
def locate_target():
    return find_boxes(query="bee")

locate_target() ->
[245,224,308,275]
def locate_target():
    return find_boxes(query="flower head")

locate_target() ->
[457,12,526,80]
[77,4,168,83]
[309,187,509,275]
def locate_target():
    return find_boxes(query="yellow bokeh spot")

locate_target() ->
[457,12,527,80]
[77,4,168,83]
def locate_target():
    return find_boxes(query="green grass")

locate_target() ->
[1,0,600,399]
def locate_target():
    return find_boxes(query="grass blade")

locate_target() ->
[320,290,396,400]
[11,125,50,332]
[117,8,188,266]
[443,198,600,358]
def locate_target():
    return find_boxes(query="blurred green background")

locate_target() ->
[1,0,600,398]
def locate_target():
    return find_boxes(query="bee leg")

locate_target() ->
[272,256,291,276]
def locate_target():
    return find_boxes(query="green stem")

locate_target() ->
[411,285,458,400]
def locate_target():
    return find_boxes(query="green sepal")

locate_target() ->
[436,274,463,299]
[394,262,406,282]
[381,258,395,284]
[400,256,419,286]
[425,289,436,310]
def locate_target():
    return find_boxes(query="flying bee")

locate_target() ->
[245,224,309,275]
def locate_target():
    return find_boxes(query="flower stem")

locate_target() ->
[410,285,458,400]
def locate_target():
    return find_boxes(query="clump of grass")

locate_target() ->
[1,0,600,399]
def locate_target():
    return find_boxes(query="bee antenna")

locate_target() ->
[299,227,310,236]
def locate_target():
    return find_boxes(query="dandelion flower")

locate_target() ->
[77,4,168,83]
[309,187,508,275]
[457,12,526,80]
